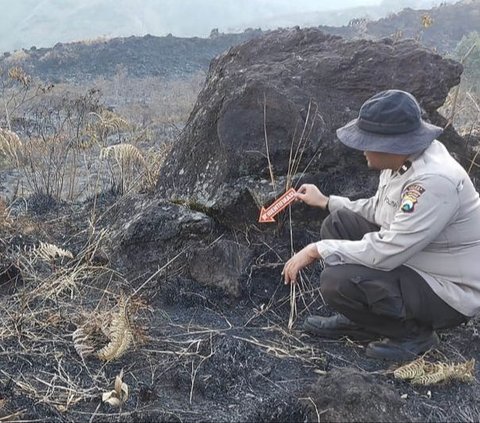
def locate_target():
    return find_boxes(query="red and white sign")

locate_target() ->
[258,188,297,223]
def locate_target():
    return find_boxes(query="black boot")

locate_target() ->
[303,314,377,341]
[366,331,440,361]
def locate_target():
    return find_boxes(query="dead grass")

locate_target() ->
[91,71,204,130]
[0,68,194,203]
[0,47,478,422]
[0,226,153,414]
[442,88,480,137]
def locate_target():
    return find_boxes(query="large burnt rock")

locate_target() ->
[111,28,468,297]
[105,194,255,298]
[188,239,253,297]
[157,28,463,230]
[105,195,216,273]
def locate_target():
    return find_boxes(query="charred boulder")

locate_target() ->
[157,27,463,230]
[110,28,468,297]
[106,195,255,298]
[106,195,216,273]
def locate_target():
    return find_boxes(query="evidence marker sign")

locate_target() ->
[258,188,297,223]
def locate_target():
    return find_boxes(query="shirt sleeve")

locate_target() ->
[328,192,379,224]
[317,174,460,271]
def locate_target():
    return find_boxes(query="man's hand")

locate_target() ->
[295,184,329,209]
[282,243,321,285]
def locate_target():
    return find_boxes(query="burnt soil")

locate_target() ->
[0,195,479,423]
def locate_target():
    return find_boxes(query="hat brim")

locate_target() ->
[336,119,443,155]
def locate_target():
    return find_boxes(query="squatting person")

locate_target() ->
[282,89,480,361]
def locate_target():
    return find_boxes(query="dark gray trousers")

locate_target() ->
[319,208,468,338]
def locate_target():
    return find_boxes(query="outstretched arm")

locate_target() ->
[317,175,460,271]
[295,183,380,224]
[282,243,321,284]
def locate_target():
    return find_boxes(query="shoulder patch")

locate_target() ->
[400,184,425,213]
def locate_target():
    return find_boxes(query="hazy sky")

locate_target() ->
[0,0,450,53]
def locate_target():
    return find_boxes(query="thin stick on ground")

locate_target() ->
[288,282,297,330]
[288,101,320,184]
[447,42,477,129]
[263,93,276,190]
[299,397,321,423]
[189,334,214,404]
[284,103,324,329]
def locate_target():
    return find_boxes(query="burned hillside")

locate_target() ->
[0,1,479,84]
[0,17,479,423]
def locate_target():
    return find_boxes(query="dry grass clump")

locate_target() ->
[92,71,204,130]
[89,110,131,143]
[0,67,181,202]
[443,89,480,137]
[31,241,74,262]
[0,128,22,165]
[0,226,151,414]
[0,110,164,201]
[264,98,324,329]
[77,36,111,46]
[394,357,476,385]
[140,145,172,192]
[102,370,129,407]
[72,293,135,362]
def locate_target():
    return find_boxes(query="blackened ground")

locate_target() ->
[0,198,479,423]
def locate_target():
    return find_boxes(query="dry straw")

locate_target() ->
[71,294,134,362]
[394,357,476,385]
[102,370,129,407]
[0,128,22,165]
[32,241,74,262]
[97,293,134,361]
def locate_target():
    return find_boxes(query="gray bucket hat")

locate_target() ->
[336,89,443,155]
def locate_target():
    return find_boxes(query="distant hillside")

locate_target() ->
[0,31,262,83]
[0,0,455,54]
[0,1,477,84]
[365,0,480,52]
[238,0,454,30]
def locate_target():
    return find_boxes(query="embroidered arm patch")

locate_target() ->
[400,183,425,213]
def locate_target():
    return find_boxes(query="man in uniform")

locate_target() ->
[282,89,480,360]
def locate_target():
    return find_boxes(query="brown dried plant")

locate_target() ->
[31,241,74,262]
[100,143,145,165]
[72,294,134,361]
[72,325,97,359]
[394,357,426,380]
[72,312,111,359]
[444,44,478,130]
[285,101,324,328]
[71,292,149,363]
[102,370,129,407]
[139,144,171,193]
[89,110,130,144]
[394,358,476,385]
[97,294,134,361]
[7,66,31,87]
[421,14,433,29]
[100,143,150,194]
[0,128,22,166]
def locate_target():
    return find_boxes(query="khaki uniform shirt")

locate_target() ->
[316,140,480,317]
